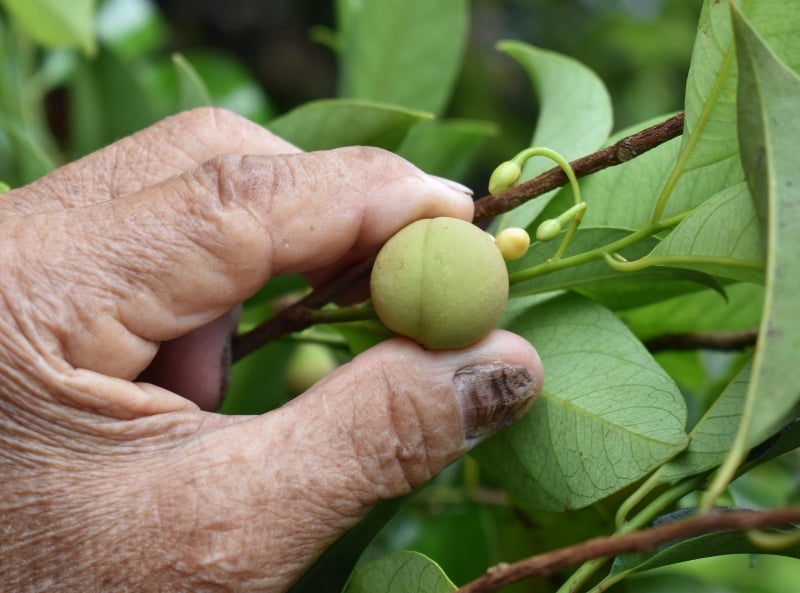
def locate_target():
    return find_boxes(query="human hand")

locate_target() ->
[0,108,543,592]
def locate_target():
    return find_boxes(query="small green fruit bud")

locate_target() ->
[535,219,562,242]
[488,161,522,195]
[370,217,509,350]
[495,227,531,261]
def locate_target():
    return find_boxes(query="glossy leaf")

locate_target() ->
[267,99,430,151]
[729,4,800,448]
[648,183,765,283]
[1,0,96,54]
[343,551,456,593]
[498,41,613,229]
[474,294,688,511]
[336,0,467,116]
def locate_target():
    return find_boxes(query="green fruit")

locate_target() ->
[370,217,509,349]
[286,343,339,395]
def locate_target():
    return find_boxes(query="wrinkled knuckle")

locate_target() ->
[177,154,274,275]
[368,365,437,493]
[187,153,244,210]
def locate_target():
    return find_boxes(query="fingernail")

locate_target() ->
[431,175,473,196]
[453,363,539,445]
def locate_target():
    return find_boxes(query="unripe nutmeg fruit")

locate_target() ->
[370,217,509,349]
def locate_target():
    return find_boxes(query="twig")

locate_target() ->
[232,258,374,362]
[231,113,685,361]
[645,328,758,353]
[456,507,800,593]
[473,112,685,220]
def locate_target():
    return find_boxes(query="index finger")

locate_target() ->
[3,108,300,215]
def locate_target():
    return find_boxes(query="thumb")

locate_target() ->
[166,330,542,587]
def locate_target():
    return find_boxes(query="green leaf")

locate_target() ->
[535,116,684,230]
[179,50,273,124]
[574,269,726,312]
[370,501,537,588]
[657,360,750,483]
[729,3,800,449]
[683,0,800,173]
[336,0,468,115]
[68,46,160,157]
[96,0,167,58]
[679,0,743,174]
[475,294,688,511]
[396,119,497,181]
[647,183,765,283]
[507,227,723,309]
[650,0,800,222]
[1,0,96,55]
[606,513,800,587]
[497,41,613,229]
[267,99,430,151]
[343,551,456,593]
[619,282,763,342]
[0,118,58,182]
[222,340,293,415]
[508,228,659,296]
[740,417,800,475]
[171,53,212,112]
[143,50,273,124]
[290,497,410,593]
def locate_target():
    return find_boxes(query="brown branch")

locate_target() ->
[232,113,686,362]
[645,329,759,353]
[457,507,800,593]
[232,258,374,362]
[473,111,685,220]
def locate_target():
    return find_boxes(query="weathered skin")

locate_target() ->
[0,108,543,592]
